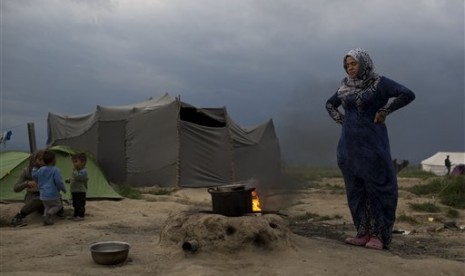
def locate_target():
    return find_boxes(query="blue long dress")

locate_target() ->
[326,76,415,246]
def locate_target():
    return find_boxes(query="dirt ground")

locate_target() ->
[1,177,464,276]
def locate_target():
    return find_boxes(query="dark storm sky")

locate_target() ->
[1,0,464,165]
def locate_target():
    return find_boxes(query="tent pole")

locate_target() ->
[27,122,37,153]
[176,96,181,187]
[225,109,235,184]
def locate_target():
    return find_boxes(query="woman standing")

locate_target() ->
[325,48,415,249]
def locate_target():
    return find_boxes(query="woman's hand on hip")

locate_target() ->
[374,111,387,124]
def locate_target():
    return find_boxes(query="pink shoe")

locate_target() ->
[365,237,384,250]
[345,234,370,246]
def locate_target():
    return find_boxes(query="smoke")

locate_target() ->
[276,76,341,166]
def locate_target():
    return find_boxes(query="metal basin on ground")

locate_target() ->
[90,241,130,265]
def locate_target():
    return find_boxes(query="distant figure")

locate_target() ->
[32,150,67,226]
[326,48,415,250]
[444,155,452,175]
[66,153,88,221]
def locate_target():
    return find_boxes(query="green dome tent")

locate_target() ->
[0,145,122,201]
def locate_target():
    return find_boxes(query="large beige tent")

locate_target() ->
[420,152,465,175]
[47,94,282,188]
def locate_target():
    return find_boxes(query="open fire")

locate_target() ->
[251,190,261,212]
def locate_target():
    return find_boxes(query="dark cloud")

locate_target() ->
[1,0,464,165]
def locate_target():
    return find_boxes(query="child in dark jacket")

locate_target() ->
[32,150,67,226]
[66,153,88,221]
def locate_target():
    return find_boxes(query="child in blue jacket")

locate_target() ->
[32,150,67,226]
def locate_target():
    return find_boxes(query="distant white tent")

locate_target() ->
[421,152,465,176]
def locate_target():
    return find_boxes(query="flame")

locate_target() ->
[251,190,261,212]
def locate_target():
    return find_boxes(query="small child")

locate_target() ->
[66,153,88,221]
[32,150,67,226]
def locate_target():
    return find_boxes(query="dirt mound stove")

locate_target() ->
[159,211,292,253]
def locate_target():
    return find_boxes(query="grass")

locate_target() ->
[0,218,10,227]
[283,165,434,190]
[291,212,321,221]
[284,166,342,179]
[408,202,441,213]
[397,166,436,178]
[407,178,446,195]
[116,184,142,199]
[283,166,342,189]
[144,188,174,196]
[116,185,176,199]
[445,208,459,218]
[396,214,418,225]
[323,183,345,190]
[407,176,465,209]
[291,212,342,222]
[439,176,465,209]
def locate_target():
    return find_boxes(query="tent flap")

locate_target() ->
[0,151,30,180]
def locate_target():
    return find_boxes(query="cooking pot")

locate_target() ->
[208,186,254,216]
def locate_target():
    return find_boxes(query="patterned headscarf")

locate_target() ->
[337,48,380,96]
[28,150,45,175]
